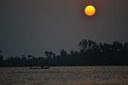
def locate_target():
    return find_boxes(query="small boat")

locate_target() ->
[41,66,51,69]
[29,66,51,69]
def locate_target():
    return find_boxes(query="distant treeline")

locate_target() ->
[0,39,128,67]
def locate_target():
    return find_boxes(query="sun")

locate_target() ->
[84,5,96,16]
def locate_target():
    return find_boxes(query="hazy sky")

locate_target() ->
[0,0,128,58]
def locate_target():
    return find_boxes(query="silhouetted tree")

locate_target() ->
[0,50,3,66]
[45,51,55,66]
[0,50,3,61]
[0,39,128,67]
[27,55,33,69]
[60,49,67,56]
[45,51,50,58]
[79,39,88,50]
[112,41,123,52]
[88,40,96,48]
[0,55,3,61]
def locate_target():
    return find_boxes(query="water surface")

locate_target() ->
[0,66,128,85]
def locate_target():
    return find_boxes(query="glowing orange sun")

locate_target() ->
[84,5,96,16]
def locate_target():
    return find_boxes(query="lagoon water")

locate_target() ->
[0,66,128,85]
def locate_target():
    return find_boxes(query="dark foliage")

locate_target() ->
[0,39,128,67]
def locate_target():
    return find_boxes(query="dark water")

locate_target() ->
[0,66,128,85]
